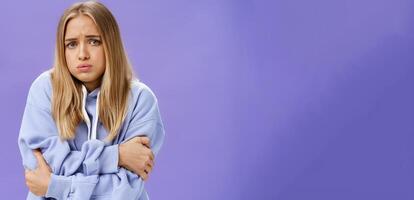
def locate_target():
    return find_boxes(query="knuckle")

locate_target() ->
[138,163,145,170]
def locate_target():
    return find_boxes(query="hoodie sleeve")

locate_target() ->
[18,75,119,177]
[18,102,119,175]
[123,83,165,156]
[43,83,165,200]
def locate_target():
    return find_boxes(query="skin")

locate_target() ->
[119,137,155,180]
[64,14,106,92]
[24,15,155,196]
[24,150,51,196]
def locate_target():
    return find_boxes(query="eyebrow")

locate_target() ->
[65,35,101,42]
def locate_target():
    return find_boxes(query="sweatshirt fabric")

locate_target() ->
[18,71,165,200]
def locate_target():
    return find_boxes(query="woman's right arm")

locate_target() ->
[42,118,164,200]
[42,82,165,200]
[18,74,151,178]
[18,100,151,177]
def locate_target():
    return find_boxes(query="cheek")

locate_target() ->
[93,49,106,68]
[98,49,105,64]
[65,51,76,67]
[65,51,79,77]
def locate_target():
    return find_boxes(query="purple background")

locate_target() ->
[1,0,413,199]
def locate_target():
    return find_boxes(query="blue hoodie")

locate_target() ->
[18,71,165,200]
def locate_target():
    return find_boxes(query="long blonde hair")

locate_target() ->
[51,1,133,141]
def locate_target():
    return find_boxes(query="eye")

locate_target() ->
[65,42,77,49]
[89,39,102,46]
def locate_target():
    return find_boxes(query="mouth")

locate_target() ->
[77,64,92,72]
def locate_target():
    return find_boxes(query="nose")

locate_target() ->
[78,43,90,61]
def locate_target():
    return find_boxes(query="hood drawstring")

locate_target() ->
[81,85,100,140]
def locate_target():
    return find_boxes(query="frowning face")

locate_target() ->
[65,14,106,91]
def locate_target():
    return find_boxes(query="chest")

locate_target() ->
[68,98,132,150]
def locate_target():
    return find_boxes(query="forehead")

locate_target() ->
[65,14,100,38]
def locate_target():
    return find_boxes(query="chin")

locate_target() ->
[75,75,97,84]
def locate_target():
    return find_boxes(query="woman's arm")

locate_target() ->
[25,137,153,197]
[18,74,130,176]
[19,102,155,179]
[42,83,165,200]
[25,121,164,200]
[20,80,165,199]
[119,136,155,180]
[24,150,52,197]
[18,102,125,176]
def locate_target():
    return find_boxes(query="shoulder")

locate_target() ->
[128,79,161,119]
[29,70,52,92]
[27,70,53,109]
[130,79,158,104]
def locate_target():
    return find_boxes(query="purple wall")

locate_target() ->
[1,0,413,199]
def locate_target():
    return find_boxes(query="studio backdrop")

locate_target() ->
[0,0,413,199]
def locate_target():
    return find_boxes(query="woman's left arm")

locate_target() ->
[21,81,165,199]
[25,118,164,199]
[18,75,124,177]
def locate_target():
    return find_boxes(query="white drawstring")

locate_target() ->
[81,85,100,140]
[91,92,100,140]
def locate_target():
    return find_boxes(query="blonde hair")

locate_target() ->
[51,1,133,141]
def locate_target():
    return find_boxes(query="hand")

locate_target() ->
[119,136,154,181]
[25,149,52,197]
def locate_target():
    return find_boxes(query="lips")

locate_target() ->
[77,64,92,72]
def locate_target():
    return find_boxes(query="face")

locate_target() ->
[64,14,106,91]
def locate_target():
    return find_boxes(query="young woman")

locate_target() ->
[18,1,165,199]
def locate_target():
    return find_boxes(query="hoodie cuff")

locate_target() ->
[45,174,72,199]
[83,144,119,175]
[98,144,119,174]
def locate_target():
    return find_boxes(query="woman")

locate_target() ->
[18,1,165,199]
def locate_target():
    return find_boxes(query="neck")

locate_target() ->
[84,79,101,92]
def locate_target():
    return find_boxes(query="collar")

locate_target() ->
[85,86,101,99]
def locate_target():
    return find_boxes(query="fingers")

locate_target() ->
[32,150,46,167]
[129,136,153,152]
[25,170,31,180]
[136,159,154,181]
[143,161,153,176]
[146,159,154,169]
[145,158,154,172]
[127,136,151,148]
[32,150,51,171]
[146,148,155,161]
[139,144,154,161]
[138,170,148,181]
[139,137,151,148]
[130,137,140,143]
[143,169,150,176]
[25,170,33,187]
